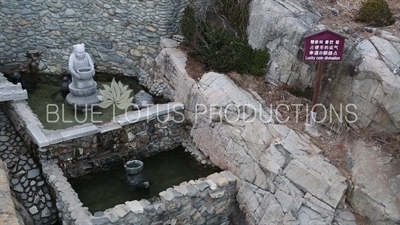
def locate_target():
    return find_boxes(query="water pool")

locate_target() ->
[68,147,220,213]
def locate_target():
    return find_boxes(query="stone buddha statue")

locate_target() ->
[68,43,95,90]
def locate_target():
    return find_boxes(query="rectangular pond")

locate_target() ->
[68,147,220,213]
[26,73,168,130]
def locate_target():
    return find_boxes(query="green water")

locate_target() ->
[69,147,220,213]
[27,74,167,130]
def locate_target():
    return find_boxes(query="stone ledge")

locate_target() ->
[10,101,43,128]
[97,122,122,133]
[58,124,100,142]
[42,124,101,145]
[0,90,28,102]
[44,131,63,145]
[116,102,184,126]
[27,124,49,147]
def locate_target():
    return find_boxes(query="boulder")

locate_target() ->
[131,90,154,110]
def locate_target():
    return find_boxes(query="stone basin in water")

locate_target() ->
[125,160,143,175]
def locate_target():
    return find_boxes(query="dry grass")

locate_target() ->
[351,128,400,158]
[315,0,400,39]
[354,213,372,225]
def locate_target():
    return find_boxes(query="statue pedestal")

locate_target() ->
[65,82,101,111]
[65,90,101,111]
[68,82,98,96]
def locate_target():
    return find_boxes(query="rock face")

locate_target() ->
[245,1,400,219]
[155,48,352,224]
[344,141,400,225]
[333,35,400,134]
[248,0,322,87]
[248,0,400,134]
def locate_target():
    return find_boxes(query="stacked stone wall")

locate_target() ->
[0,0,189,77]
[42,111,186,177]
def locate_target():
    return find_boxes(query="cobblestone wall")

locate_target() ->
[0,0,188,76]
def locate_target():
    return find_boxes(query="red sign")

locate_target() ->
[303,29,345,62]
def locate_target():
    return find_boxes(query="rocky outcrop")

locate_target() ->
[248,0,400,134]
[248,0,322,87]
[331,34,400,133]
[247,0,400,222]
[155,47,353,224]
[344,141,400,225]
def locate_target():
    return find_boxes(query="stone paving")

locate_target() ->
[0,107,58,225]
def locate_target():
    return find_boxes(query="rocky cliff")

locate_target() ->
[248,0,400,134]
[154,47,357,225]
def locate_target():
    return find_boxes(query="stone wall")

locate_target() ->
[0,160,23,225]
[248,0,400,134]
[0,0,189,77]
[1,84,41,154]
[41,111,186,177]
[41,159,237,225]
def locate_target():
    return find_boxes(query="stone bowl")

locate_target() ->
[124,160,144,175]
[77,67,94,79]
